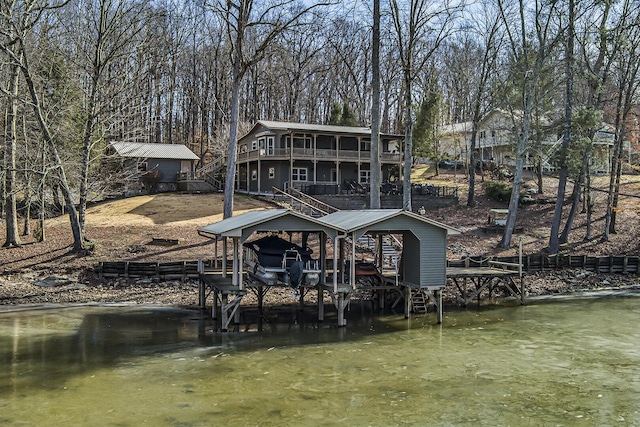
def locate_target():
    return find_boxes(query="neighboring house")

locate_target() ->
[109,141,200,194]
[235,121,404,194]
[437,109,615,173]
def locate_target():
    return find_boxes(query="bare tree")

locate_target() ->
[209,0,334,219]
[1,44,22,248]
[548,0,575,254]
[370,0,381,209]
[64,0,149,238]
[1,0,87,251]
[497,0,561,249]
[462,5,503,207]
[604,5,640,240]
[390,0,461,212]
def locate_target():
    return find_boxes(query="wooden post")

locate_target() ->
[351,232,356,290]
[519,237,525,305]
[436,289,443,324]
[222,238,228,278]
[317,285,324,322]
[337,292,346,327]
[333,236,339,293]
[211,290,218,319]
[221,293,228,331]
[404,286,410,319]
[215,239,218,269]
[198,261,206,310]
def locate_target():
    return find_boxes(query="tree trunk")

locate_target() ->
[584,160,593,240]
[223,63,242,219]
[3,61,22,248]
[467,129,478,207]
[369,0,381,209]
[536,157,543,194]
[560,174,582,244]
[20,50,86,252]
[402,74,413,212]
[548,0,574,254]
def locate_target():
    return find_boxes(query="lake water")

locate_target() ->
[1,295,639,426]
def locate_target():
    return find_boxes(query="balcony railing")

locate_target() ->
[237,147,401,163]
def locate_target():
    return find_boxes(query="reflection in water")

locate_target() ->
[0,296,639,426]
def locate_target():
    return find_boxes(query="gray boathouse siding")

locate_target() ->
[358,215,448,288]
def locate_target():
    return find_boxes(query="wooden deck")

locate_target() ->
[447,266,524,306]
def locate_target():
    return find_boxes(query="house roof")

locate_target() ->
[439,122,472,136]
[316,209,461,235]
[110,142,200,160]
[240,120,403,141]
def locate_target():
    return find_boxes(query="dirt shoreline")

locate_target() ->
[1,268,638,313]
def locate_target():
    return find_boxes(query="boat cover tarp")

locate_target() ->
[243,235,313,267]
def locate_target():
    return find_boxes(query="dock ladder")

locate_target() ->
[411,290,429,314]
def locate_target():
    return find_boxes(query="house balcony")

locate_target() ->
[237,148,402,164]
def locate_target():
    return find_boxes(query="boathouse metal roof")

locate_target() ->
[198,209,342,240]
[316,209,461,235]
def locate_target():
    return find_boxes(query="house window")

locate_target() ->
[268,167,275,179]
[138,162,148,172]
[359,170,370,184]
[480,131,486,139]
[290,136,312,149]
[266,137,275,155]
[292,167,308,181]
[251,169,257,180]
[251,140,258,151]
[360,140,371,151]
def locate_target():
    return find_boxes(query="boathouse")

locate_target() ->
[197,208,461,330]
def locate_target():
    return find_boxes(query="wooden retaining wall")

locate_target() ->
[447,255,640,274]
[97,260,218,280]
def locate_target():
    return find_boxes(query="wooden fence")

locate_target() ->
[96,254,639,281]
[97,260,217,280]
[447,254,640,274]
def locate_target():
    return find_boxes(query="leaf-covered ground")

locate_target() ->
[1,171,638,307]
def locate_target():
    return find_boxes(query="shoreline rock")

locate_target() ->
[1,268,639,311]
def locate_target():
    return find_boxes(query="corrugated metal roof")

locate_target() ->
[110,142,200,160]
[198,208,461,239]
[198,210,290,237]
[257,120,373,135]
[318,209,461,235]
[198,209,343,238]
[239,120,403,140]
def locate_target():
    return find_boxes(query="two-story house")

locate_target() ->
[438,110,615,173]
[235,121,404,194]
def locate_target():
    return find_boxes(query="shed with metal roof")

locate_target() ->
[109,142,200,192]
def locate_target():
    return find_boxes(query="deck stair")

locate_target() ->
[357,235,401,269]
[270,186,403,268]
[196,156,226,191]
[411,290,429,313]
[540,137,562,173]
[271,186,339,217]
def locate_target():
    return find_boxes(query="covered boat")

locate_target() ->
[243,235,321,288]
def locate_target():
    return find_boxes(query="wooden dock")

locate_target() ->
[447,264,524,306]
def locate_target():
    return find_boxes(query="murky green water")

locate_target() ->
[1,296,639,426]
